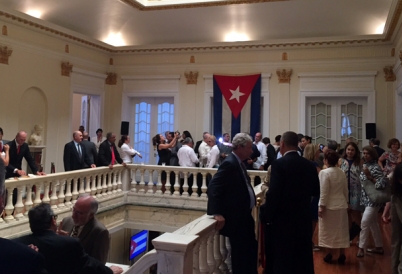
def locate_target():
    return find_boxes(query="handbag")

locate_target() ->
[361,177,391,204]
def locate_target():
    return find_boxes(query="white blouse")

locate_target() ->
[207,145,220,168]
[120,143,141,163]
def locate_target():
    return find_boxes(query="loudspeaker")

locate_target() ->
[365,123,376,139]
[120,121,129,135]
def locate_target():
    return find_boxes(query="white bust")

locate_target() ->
[28,125,43,146]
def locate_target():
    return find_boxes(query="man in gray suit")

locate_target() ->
[57,195,110,264]
[82,131,98,166]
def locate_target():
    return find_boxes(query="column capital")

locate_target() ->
[105,73,117,85]
[184,71,198,85]
[61,62,73,77]
[276,69,292,83]
[0,45,12,65]
[384,66,396,82]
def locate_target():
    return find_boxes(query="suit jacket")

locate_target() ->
[264,143,277,170]
[63,141,93,171]
[81,140,98,166]
[14,230,112,274]
[207,153,256,237]
[97,140,123,166]
[262,151,319,274]
[243,144,260,170]
[6,140,38,178]
[61,216,110,264]
[0,237,48,274]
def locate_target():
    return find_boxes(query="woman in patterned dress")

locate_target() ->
[378,138,401,176]
[357,146,387,257]
[339,142,364,241]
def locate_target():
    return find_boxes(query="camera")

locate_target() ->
[319,144,325,152]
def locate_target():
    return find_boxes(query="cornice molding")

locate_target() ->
[184,71,198,85]
[0,45,12,64]
[105,73,117,85]
[276,69,292,83]
[61,62,73,77]
[384,66,396,81]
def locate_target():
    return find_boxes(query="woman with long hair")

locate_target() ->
[303,144,321,250]
[338,142,364,242]
[357,146,387,257]
[318,150,349,264]
[152,133,179,186]
[118,135,142,163]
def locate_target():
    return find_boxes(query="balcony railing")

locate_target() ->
[0,164,266,273]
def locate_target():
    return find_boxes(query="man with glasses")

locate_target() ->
[14,202,122,274]
[57,195,110,264]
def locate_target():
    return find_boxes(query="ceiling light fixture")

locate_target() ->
[26,10,42,19]
[224,32,249,42]
[375,23,385,34]
[103,32,126,47]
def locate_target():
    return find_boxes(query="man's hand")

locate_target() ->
[28,244,39,252]
[56,220,69,236]
[122,163,127,167]
[4,144,9,152]
[17,170,26,176]
[90,164,96,168]
[214,215,225,231]
[36,171,46,176]
[109,265,123,274]
[108,164,114,169]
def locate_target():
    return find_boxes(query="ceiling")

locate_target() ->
[0,0,399,51]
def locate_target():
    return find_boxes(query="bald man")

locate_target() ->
[58,195,109,264]
[63,131,96,172]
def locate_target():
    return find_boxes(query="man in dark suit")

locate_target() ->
[6,131,46,178]
[14,203,122,274]
[370,138,385,159]
[98,132,125,169]
[57,195,109,264]
[207,133,257,274]
[82,131,98,166]
[63,131,96,172]
[261,131,320,274]
[0,158,48,274]
[262,137,277,170]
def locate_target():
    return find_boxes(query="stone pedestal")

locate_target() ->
[28,145,46,173]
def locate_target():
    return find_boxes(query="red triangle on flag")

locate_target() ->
[214,74,260,119]
[130,238,138,257]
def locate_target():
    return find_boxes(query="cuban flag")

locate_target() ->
[129,230,148,260]
[213,74,261,138]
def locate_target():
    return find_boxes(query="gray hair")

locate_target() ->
[78,194,99,214]
[183,137,193,145]
[327,139,338,151]
[281,131,298,148]
[232,133,252,149]
[106,132,113,139]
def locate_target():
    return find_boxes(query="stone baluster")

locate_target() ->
[207,231,218,273]
[14,185,25,220]
[107,171,113,194]
[130,167,138,192]
[84,175,91,194]
[199,234,209,274]
[24,184,33,216]
[91,175,98,196]
[213,231,227,273]
[116,170,123,193]
[71,177,79,203]
[50,181,59,209]
[225,237,232,272]
[33,183,42,206]
[58,180,66,209]
[193,241,201,274]
[42,182,50,204]
[249,174,256,187]
[102,173,108,196]
[4,187,15,222]
[65,179,72,206]
[138,168,145,194]
[112,172,118,194]
[182,172,189,196]
[165,170,172,195]
[192,171,198,197]
[155,170,162,195]
[173,171,180,196]
[144,169,153,195]
[96,175,103,198]
[78,177,85,196]
[218,235,228,273]
[201,173,207,198]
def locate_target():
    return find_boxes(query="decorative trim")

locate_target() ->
[109,58,114,65]
[276,69,292,83]
[282,52,288,60]
[392,48,395,57]
[384,66,396,82]
[190,55,195,63]
[2,25,7,35]
[65,44,69,53]
[184,71,198,85]
[385,0,402,41]
[105,73,117,85]
[0,45,12,64]
[61,62,73,77]
[121,0,287,11]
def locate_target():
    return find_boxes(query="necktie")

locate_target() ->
[111,145,115,165]
[71,226,80,238]
[77,144,82,158]
[17,145,20,154]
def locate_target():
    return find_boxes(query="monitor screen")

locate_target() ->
[130,230,148,260]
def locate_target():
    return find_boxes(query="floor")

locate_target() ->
[259,214,392,274]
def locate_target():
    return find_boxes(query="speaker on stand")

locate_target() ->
[121,121,129,136]
[365,123,376,140]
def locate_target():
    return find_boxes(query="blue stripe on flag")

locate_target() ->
[213,78,223,138]
[231,113,240,140]
[249,75,261,138]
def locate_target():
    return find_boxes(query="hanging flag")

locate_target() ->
[213,74,261,139]
[129,230,148,260]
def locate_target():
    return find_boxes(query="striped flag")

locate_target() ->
[213,74,261,138]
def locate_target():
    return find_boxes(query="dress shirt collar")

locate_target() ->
[283,150,297,156]
[73,141,80,146]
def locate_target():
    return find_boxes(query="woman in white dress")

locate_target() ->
[206,135,220,168]
[318,150,349,264]
[118,135,142,190]
[92,128,106,152]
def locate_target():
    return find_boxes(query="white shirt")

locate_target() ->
[207,145,220,168]
[91,136,106,152]
[253,141,266,169]
[120,143,141,163]
[198,141,211,167]
[178,145,199,168]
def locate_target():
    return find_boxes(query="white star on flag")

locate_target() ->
[229,86,245,102]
